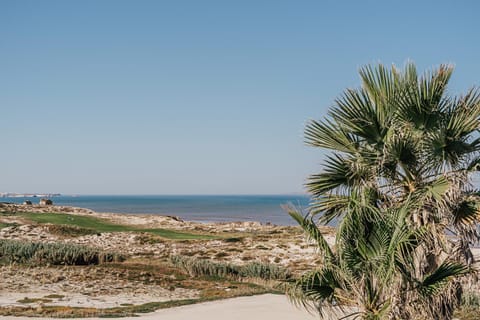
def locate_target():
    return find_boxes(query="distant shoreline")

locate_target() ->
[0,195,309,226]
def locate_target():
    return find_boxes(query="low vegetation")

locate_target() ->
[170,255,291,280]
[455,291,480,320]
[0,239,124,265]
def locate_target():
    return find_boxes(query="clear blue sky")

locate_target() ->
[1,0,479,195]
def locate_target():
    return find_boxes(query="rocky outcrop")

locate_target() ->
[39,199,53,206]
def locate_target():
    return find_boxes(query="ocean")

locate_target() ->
[1,195,310,226]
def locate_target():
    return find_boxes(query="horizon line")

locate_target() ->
[2,193,309,197]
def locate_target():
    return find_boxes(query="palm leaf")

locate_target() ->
[333,88,386,145]
[306,154,365,196]
[418,261,469,296]
[305,119,358,153]
[451,198,480,227]
[286,207,335,263]
[445,88,480,139]
[309,195,351,225]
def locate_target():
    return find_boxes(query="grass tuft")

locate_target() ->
[0,239,124,265]
[170,255,291,280]
[455,290,480,320]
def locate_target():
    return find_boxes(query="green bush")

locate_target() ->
[170,255,291,280]
[0,239,124,265]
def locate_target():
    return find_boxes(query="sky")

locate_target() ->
[1,0,480,195]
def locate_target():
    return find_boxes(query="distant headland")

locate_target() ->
[0,193,61,198]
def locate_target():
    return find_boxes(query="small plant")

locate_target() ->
[17,297,52,304]
[46,224,98,237]
[214,252,229,258]
[135,233,165,245]
[223,237,243,243]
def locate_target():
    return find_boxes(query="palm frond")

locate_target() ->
[450,198,480,227]
[417,176,450,203]
[418,261,469,296]
[305,119,358,153]
[445,88,480,139]
[466,156,480,171]
[418,64,453,114]
[286,206,335,263]
[309,194,351,225]
[306,154,372,197]
[287,267,346,318]
[359,64,398,124]
[333,88,386,145]
[395,65,453,133]
[382,132,418,181]
[424,129,471,171]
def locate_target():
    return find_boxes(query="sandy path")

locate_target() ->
[0,294,321,320]
[145,294,320,320]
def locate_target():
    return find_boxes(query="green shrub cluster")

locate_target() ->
[0,239,124,265]
[170,255,291,280]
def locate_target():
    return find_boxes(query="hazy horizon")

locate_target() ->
[1,192,308,196]
[3,1,479,194]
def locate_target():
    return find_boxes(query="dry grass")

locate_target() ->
[0,239,124,265]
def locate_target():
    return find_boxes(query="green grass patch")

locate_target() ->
[19,212,217,240]
[19,213,126,232]
[143,228,216,240]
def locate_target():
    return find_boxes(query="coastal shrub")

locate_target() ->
[0,239,124,265]
[239,261,290,279]
[170,255,291,280]
[46,224,98,237]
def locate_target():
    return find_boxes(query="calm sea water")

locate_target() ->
[1,195,310,226]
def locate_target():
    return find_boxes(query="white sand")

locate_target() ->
[0,294,321,320]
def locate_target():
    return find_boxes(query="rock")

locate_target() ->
[39,199,53,205]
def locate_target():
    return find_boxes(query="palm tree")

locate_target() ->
[290,62,480,319]
[287,196,468,319]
